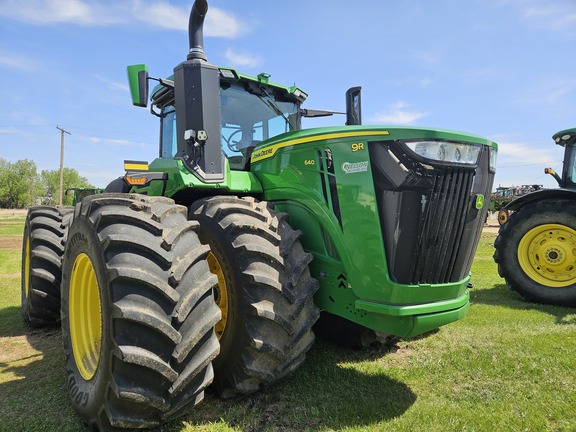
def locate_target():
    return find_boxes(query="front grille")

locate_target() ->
[410,169,475,284]
[369,140,493,285]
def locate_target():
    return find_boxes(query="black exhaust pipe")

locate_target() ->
[188,0,208,61]
[174,0,224,182]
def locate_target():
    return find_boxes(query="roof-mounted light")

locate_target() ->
[219,68,239,80]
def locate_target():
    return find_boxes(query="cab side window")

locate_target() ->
[160,107,177,158]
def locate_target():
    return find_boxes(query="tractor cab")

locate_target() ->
[147,69,307,171]
[546,128,576,188]
[129,64,359,175]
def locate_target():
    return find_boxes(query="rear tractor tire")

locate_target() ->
[189,196,320,398]
[494,199,576,307]
[21,205,74,326]
[61,193,221,430]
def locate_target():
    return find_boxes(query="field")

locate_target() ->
[1,212,575,431]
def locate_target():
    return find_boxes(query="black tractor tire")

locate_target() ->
[21,205,74,326]
[189,196,319,398]
[61,193,221,430]
[494,199,576,307]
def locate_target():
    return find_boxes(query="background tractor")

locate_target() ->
[21,1,498,430]
[494,128,576,307]
[65,187,104,205]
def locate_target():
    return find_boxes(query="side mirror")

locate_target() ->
[544,167,564,187]
[345,86,362,126]
[127,64,149,107]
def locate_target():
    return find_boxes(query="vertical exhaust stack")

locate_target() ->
[188,0,208,61]
[174,0,224,183]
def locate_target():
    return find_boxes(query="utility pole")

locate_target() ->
[56,126,71,206]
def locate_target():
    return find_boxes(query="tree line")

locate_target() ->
[0,158,94,208]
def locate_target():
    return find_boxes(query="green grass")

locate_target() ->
[0,224,24,236]
[0,217,26,222]
[1,219,575,431]
[0,250,22,275]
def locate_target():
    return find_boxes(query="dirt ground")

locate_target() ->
[0,236,22,250]
[483,225,499,233]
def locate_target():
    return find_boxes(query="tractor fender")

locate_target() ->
[503,188,576,212]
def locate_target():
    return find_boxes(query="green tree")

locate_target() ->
[0,158,39,208]
[40,168,94,206]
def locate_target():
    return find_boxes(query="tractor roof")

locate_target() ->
[150,66,307,108]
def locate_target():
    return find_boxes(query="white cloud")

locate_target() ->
[136,2,188,30]
[93,74,129,92]
[509,1,576,32]
[224,48,263,69]
[420,77,436,87]
[370,102,426,125]
[0,0,247,37]
[411,50,444,69]
[0,128,20,134]
[205,8,244,38]
[543,85,573,104]
[521,5,576,26]
[490,134,561,166]
[0,52,37,71]
[0,0,109,25]
[514,81,575,106]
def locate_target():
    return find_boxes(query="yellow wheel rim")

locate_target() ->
[69,253,102,381]
[498,209,509,226]
[518,224,576,288]
[24,236,30,299]
[207,252,228,340]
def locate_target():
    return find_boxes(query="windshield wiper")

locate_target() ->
[258,87,291,127]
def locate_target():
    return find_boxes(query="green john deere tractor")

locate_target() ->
[65,187,104,205]
[494,128,576,307]
[21,1,498,429]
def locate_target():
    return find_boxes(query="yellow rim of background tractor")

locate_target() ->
[24,236,30,299]
[517,223,576,288]
[69,253,102,381]
[498,209,509,226]
[207,252,228,340]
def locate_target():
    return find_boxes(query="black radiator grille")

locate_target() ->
[410,169,475,284]
[369,140,494,286]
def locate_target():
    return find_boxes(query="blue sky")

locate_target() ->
[1,0,575,189]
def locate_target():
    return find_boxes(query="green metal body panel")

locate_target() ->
[132,158,263,196]
[248,125,495,337]
[128,121,496,337]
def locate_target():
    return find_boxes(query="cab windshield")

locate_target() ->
[159,83,300,170]
[221,84,299,169]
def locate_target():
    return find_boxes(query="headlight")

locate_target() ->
[489,146,498,173]
[404,140,482,165]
